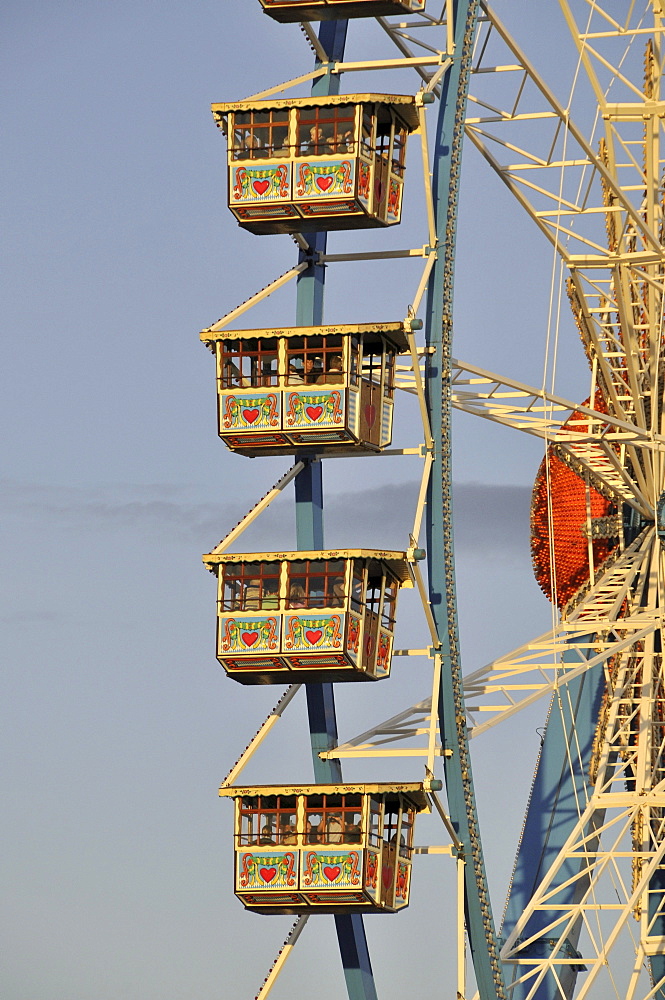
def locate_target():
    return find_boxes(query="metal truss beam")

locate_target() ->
[424,1,506,997]
[501,639,605,1000]
[324,531,660,757]
[460,6,665,998]
[450,359,665,447]
[467,4,662,261]
[448,359,658,515]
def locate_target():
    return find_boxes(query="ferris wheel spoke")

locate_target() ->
[563,526,654,622]
[502,626,665,997]
[553,440,654,518]
[376,8,455,91]
[465,4,662,264]
[567,269,656,434]
[450,357,659,443]
[320,680,453,765]
[502,804,665,998]
[464,622,656,739]
[558,1,665,109]
[325,529,659,754]
[450,367,657,518]
[466,530,654,725]
[450,356,662,521]
[324,627,663,757]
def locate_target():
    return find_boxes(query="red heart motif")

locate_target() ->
[364,404,376,428]
[243,408,260,424]
[306,406,323,421]
[365,635,374,655]
[324,865,341,882]
[242,631,259,647]
[382,865,394,889]
[260,867,277,883]
[306,629,322,644]
[316,176,334,192]
[253,180,270,196]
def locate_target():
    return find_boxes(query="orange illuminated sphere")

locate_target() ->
[531,394,618,608]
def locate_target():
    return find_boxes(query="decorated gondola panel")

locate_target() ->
[259,0,426,23]
[213,97,418,234]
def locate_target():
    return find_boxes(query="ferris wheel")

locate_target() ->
[204,3,665,1000]
[457,5,665,999]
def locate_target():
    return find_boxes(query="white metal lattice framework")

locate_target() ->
[467,7,665,996]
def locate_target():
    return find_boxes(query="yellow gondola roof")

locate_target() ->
[203,548,412,583]
[219,781,430,810]
[200,320,410,351]
[212,93,421,132]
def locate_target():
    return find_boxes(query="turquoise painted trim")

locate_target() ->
[423,2,506,998]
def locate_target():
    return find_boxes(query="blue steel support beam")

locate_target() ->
[294,458,342,786]
[501,645,604,1000]
[295,20,346,326]
[423,2,506,997]
[649,928,665,997]
[294,18,378,1000]
[649,890,665,997]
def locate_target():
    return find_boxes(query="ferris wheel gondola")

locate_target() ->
[206,3,502,999]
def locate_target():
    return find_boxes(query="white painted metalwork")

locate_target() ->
[459,4,665,997]
[210,462,305,555]
[203,264,308,331]
[220,685,302,788]
[322,695,444,760]
[254,916,309,1000]
[450,359,665,448]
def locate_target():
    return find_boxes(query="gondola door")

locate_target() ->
[359,340,382,448]
[361,571,382,673]
[373,109,394,224]
[379,803,400,910]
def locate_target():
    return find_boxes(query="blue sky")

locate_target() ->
[2,3,588,998]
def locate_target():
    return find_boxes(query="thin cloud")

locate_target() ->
[1,477,532,556]
[0,610,60,625]
[322,481,531,557]
[453,482,531,555]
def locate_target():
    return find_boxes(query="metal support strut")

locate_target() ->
[424,2,506,998]
[294,18,379,1000]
